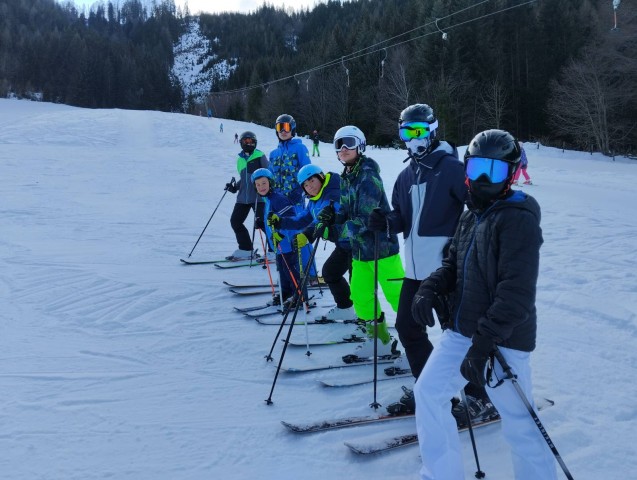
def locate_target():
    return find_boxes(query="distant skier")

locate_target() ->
[512,141,533,185]
[311,130,320,157]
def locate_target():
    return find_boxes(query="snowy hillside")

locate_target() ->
[172,20,236,106]
[0,98,636,479]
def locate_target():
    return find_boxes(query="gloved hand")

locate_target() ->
[368,207,388,232]
[317,205,335,226]
[460,332,495,387]
[255,216,265,231]
[272,231,284,249]
[293,233,309,251]
[267,213,280,228]
[225,180,238,193]
[313,222,331,241]
[410,278,440,328]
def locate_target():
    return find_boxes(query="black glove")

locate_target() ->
[317,205,335,226]
[255,216,265,231]
[225,181,238,193]
[460,333,495,387]
[368,207,388,232]
[410,278,440,328]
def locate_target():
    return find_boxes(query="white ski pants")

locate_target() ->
[414,329,558,480]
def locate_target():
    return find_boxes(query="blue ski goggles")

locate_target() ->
[465,157,510,183]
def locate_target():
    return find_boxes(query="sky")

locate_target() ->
[0,97,636,479]
[70,0,326,15]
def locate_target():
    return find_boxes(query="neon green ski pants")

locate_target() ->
[350,253,404,321]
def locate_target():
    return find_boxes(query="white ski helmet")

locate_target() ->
[333,125,366,154]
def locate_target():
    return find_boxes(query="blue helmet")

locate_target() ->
[297,164,325,184]
[251,168,274,184]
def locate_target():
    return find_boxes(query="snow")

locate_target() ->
[1,97,636,479]
[171,20,237,107]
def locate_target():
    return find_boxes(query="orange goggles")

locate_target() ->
[276,122,292,133]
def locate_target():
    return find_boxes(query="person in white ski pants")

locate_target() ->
[411,129,560,480]
[414,330,557,480]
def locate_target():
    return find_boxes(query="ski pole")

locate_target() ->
[459,389,486,479]
[265,235,322,405]
[493,348,574,480]
[249,196,259,267]
[264,243,310,362]
[186,177,234,258]
[370,231,381,410]
[296,238,311,356]
[258,229,277,296]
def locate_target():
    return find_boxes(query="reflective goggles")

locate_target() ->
[465,157,510,183]
[399,120,438,141]
[275,122,292,133]
[241,138,256,146]
[334,136,360,151]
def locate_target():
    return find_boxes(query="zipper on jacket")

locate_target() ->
[453,213,480,334]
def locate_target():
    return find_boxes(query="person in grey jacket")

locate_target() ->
[226,131,269,260]
[411,129,557,480]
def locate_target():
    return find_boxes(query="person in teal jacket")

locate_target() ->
[225,131,269,260]
[317,125,405,362]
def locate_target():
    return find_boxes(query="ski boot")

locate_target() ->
[451,394,499,428]
[386,385,415,415]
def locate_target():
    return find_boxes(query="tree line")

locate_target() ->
[1,0,635,155]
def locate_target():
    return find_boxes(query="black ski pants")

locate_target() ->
[230,201,263,251]
[321,245,353,309]
[396,278,434,379]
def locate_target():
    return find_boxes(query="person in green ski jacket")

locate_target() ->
[225,131,269,260]
[316,125,405,362]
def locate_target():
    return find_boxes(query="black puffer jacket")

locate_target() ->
[429,190,543,351]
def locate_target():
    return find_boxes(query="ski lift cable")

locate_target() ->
[213,0,536,96]
[214,0,496,96]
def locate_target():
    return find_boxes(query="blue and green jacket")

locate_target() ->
[334,155,399,261]
[279,172,349,250]
[235,149,269,205]
[268,137,311,209]
[261,189,299,255]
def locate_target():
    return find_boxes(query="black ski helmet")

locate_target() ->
[399,103,436,124]
[239,131,257,154]
[464,129,521,165]
[464,129,521,205]
[275,114,296,137]
[399,104,439,159]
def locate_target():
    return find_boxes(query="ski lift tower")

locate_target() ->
[612,0,621,31]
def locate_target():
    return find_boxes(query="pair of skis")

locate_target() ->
[180,257,266,268]
[282,398,554,455]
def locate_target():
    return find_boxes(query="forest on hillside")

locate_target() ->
[1,0,635,154]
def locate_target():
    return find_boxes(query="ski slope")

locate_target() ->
[0,98,636,479]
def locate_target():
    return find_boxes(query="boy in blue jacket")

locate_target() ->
[252,168,307,308]
[274,164,356,322]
